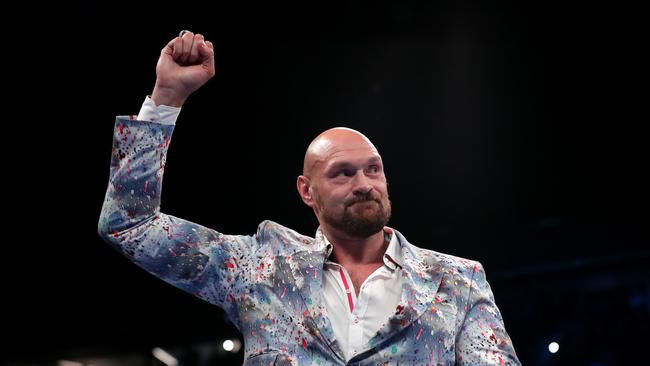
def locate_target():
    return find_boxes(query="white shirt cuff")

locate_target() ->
[136,96,181,125]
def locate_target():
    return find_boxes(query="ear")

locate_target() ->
[297,175,316,208]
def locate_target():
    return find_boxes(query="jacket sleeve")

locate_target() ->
[455,262,521,365]
[97,116,258,318]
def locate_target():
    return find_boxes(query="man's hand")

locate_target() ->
[151,31,215,107]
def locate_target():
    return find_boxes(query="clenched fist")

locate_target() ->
[151,31,216,107]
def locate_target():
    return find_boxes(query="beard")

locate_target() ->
[316,191,392,238]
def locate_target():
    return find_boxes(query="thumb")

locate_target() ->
[161,37,178,57]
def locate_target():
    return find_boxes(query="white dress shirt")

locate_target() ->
[136,96,405,361]
[320,229,404,361]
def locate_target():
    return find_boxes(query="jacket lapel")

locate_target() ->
[287,240,346,362]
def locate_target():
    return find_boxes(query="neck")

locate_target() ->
[321,226,387,267]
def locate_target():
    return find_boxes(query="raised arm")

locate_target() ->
[97,33,255,320]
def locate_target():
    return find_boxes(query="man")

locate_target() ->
[98,31,521,365]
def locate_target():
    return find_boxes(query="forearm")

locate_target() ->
[98,116,174,235]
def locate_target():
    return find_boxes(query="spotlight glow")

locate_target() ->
[548,342,559,354]
[223,339,235,351]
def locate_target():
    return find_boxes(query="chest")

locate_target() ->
[348,266,381,293]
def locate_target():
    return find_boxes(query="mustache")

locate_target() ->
[345,192,381,207]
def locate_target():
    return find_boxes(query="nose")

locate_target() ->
[351,172,374,196]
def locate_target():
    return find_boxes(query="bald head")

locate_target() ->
[303,127,380,177]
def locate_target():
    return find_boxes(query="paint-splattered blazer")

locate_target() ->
[98,117,521,365]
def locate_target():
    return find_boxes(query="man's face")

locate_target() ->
[309,141,392,238]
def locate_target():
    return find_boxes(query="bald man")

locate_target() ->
[98,32,521,365]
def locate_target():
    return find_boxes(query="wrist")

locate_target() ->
[151,84,187,107]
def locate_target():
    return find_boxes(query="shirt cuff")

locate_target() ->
[136,96,181,125]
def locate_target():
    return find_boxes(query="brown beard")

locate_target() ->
[318,193,392,238]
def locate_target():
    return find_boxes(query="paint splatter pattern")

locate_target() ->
[98,117,521,365]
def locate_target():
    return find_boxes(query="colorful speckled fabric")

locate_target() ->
[98,117,521,365]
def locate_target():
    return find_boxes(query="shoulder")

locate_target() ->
[394,228,482,281]
[254,220,316,252]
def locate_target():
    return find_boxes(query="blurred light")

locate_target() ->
[548,342,560,354]
[222,338,242,353]
[152,347,178,366]
[223,339,234,351]
[57,360,97,366]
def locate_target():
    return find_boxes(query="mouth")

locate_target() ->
[348,199,379,207]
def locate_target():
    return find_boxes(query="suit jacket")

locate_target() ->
[98,117,521,365]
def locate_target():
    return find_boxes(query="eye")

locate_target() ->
[331,167,356,179]
[368,165,381,173]
[338,169,353,177]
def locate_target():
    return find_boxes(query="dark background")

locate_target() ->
[7,0,648,365]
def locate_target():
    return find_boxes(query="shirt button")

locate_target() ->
[353,316,359,324]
